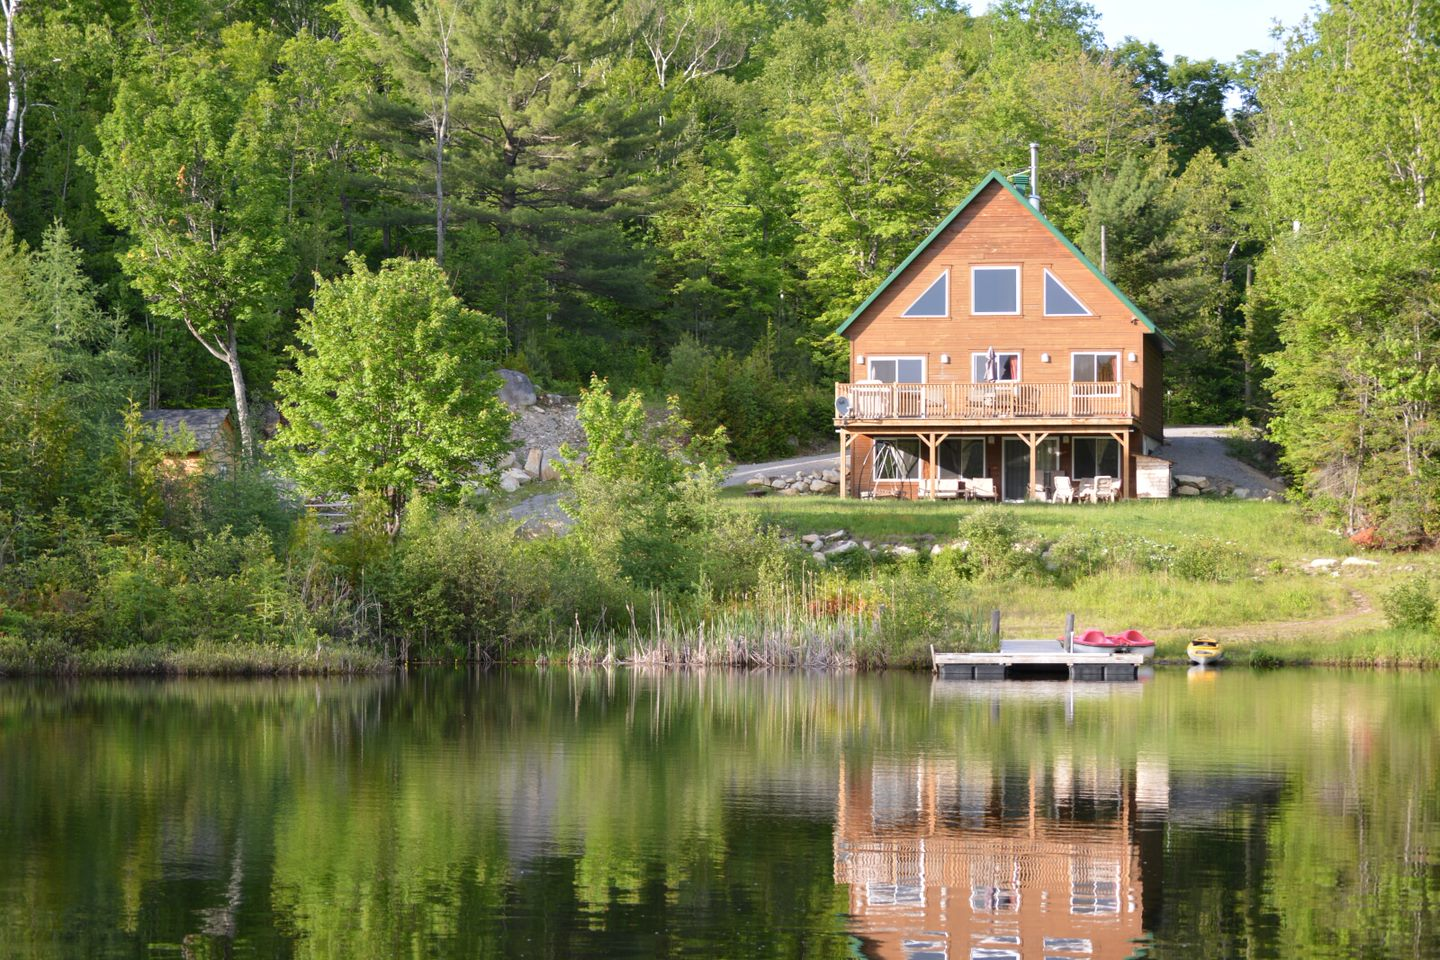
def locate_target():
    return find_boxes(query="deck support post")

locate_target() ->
[924,432,938,500]
[839,430,850,499]
[1121,429,1132,500]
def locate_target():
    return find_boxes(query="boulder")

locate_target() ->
[1232,488,1251,500]
[823,529,848,541]
[496,369,539,408]
[824,539,859,556]
[809,480,837,493]
[540,448,563,481]
[801,533,821,544]
[1175,484,1200,496]
[1341,556,1380,567]
[746,477,769,487]
[770,477,789,489]
[778,486,800,495]
[891,545,918,557]
[810,552,828,565]
[1174,474,1208,488]
[499,450,517,469]
[1309,558,1338,569]
[524,447,544,477]
[811,539,825,552]
[821,469,841,484]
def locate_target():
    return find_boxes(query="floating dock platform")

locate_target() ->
[933,639,1144,681]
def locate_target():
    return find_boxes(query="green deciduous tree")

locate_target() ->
[1248,0,1440,541]
[273,254,512,533]
[93,25,296,462]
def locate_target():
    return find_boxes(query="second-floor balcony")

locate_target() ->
[835,381,1139,424]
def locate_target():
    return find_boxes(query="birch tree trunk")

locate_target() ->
[0,0,24,206]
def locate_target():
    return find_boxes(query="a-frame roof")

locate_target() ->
[833,171,1173,349]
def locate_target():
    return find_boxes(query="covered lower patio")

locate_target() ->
[838,427,1136,501]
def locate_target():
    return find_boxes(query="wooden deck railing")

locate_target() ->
[835,381,1138,421]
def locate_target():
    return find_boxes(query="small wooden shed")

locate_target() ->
[141,409,237,473]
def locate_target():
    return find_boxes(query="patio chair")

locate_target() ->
[933,478,964,500]
[967,477,998,501]
[1052,475,1076,504]
[1093,475,1117,503]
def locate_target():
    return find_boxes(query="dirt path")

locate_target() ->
[1156,589,1380,644]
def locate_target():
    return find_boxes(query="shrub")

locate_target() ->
[1170,537,1249,582]
[944,509,1040,581]
[1381,577,1437,631]
[1044,529,1109,583]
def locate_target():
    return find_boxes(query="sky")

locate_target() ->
[988,0,1320,64]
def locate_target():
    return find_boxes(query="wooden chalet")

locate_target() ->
[834,170,1172,501]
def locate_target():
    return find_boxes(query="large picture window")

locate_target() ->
[869,356,925,383]
[1072,352,1119,382]
[1072,437,1120,479]
[873,437,921,481]
[901,270,948,317]
[972,265,1020,314]
[938,438,986,479]
[1043,269,1090,316]
[971,352,1020,382]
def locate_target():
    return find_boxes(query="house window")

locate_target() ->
[873,437,922,482]
[972,266,1020,314]
[938,438,986,479]
[971,352,1020,382]
[1072,437,1120,479]
[901,270,948,317]
[1072,352,1119,382]
[869,356,925,383]
[1043,268,1090,315]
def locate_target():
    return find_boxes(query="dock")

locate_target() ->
[933,639,1144,681]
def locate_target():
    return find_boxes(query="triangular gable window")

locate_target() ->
[901,271,948,317]
[1044,269,1089,316]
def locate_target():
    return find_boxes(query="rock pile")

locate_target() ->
[744,468,841,496]
[491,369,585,493]
[781,529,938,563]
[1172,473,1273,500]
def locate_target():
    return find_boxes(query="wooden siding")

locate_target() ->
[843,180,1160,407]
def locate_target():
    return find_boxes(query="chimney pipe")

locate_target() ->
[1028,142,1040,210]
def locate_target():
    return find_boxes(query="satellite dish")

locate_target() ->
[834,395,852,418]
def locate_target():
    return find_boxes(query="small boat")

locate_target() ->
[1187,637,1224,666]
[1071,628,1155,660]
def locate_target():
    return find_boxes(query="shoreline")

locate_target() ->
[4,642,1440,677]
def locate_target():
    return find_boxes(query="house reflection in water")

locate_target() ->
[835,751,1170,960]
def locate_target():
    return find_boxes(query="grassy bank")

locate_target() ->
[0,638,390,676]
[729,492,1431,658]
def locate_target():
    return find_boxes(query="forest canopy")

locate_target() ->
[1,0,1437,539]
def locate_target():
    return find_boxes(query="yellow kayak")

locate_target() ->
[1187,637,1224,666]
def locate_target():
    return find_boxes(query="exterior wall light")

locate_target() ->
[1128,352,1138,362]
[856,355,865,365]
[1041,352,1051,363]
[940,353,950,364]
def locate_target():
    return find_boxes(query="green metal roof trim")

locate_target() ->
[833,171,1174,350]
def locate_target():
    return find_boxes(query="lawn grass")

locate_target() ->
[727,490,1440,653]
[726,489,1351,562]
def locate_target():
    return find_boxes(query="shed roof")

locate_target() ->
[833,171,1173,349]
[141,408,233,451]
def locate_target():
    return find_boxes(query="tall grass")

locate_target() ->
[540,578,990,669]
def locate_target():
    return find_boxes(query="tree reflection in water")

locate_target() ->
[0,668,1435,958]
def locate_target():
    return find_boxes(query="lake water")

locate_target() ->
[2,668,1438,959]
